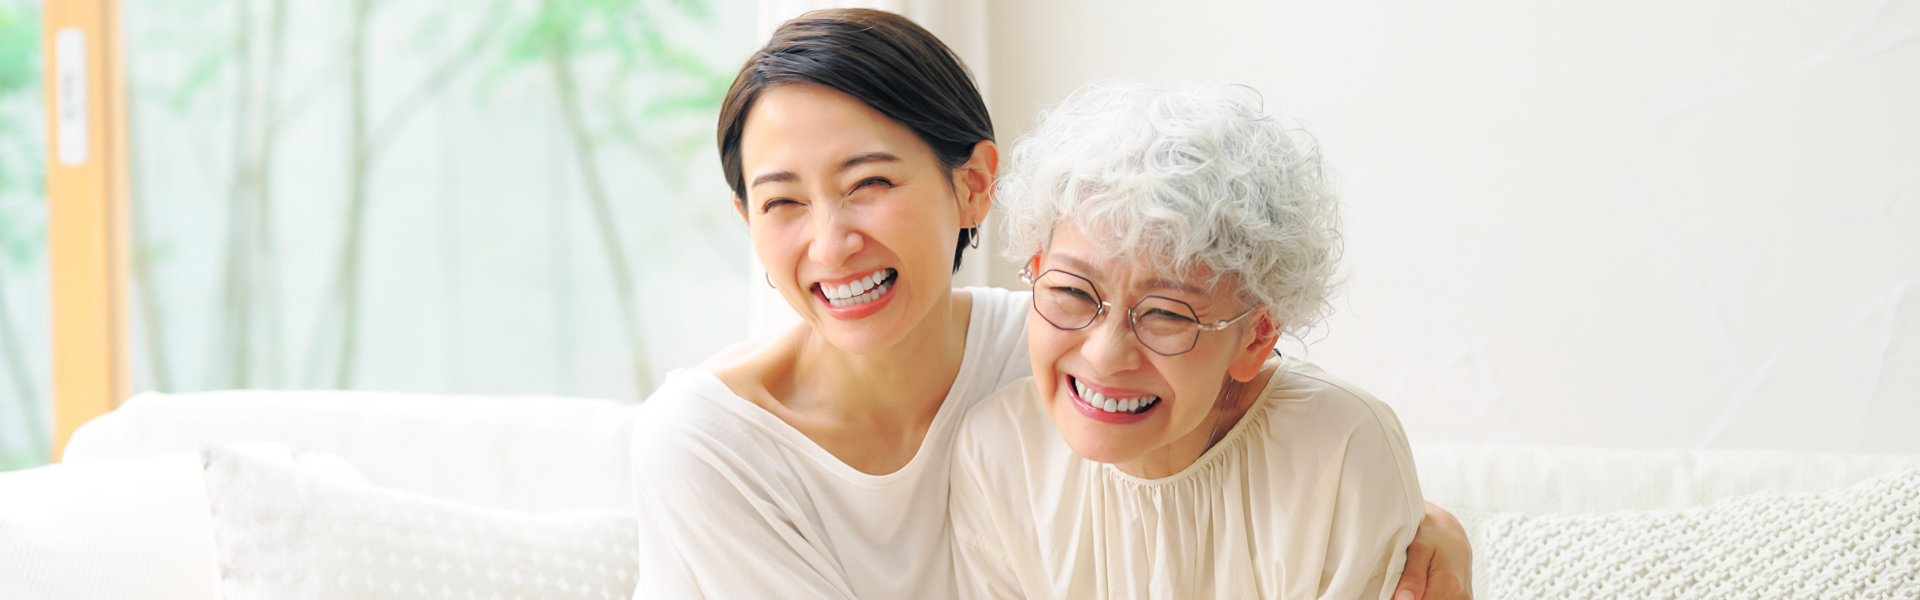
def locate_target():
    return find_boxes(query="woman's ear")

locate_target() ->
[732,195,749,224]
[955,140,1000,224]
[1227,312,1281,382]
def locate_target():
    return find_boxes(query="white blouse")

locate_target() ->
[629,287,1032,599]
[949,358,1425,600]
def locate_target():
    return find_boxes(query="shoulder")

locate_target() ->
[1248,362,1423,600]
[954,378,1038,458]
[1258,360,1410,450]
[948,376,1044,448]
[951,378,1062,490]
[632,370,785,480]
[948,378,1053,540]
[635,369,742,430]
[960,286,1032,339]
[1252,359,1421,500]
[952,287,1035,396]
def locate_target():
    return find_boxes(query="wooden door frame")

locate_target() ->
[43,0,128,460]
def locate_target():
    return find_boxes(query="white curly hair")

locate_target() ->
[997,81,1343,336]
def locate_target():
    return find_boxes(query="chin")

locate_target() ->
[813,318,907,355]
[1062,437,1135,465]
[789,288,902,352]
[1045,394,1142,465]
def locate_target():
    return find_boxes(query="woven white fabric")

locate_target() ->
[202,444,637,600]
[1482,469,1920,599]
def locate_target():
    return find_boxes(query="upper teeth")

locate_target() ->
[1074,378,1159,414]
[825,268,896,306]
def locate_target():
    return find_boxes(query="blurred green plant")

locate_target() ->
[116,0,744,400]
[0,0,49,469]
[472,0,738,395]
[0,1,43,249]
[121,0,230,392]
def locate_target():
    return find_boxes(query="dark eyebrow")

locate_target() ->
[750,171,798,189]
[749,152,900,190]
[840,152,900,171]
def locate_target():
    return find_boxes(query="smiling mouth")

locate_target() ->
[816,268,897,308]
[1070,375,1162,415]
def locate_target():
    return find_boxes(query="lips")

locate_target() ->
[810,267,899,320]
[1066,375,1161,424]
[816,268,897,307]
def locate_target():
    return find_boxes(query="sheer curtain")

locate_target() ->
[118,0,758,403]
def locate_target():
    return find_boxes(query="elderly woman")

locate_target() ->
[948,82,1424,599]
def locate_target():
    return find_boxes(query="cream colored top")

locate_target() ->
[629,287,1032,599]
[948,358,1424,600]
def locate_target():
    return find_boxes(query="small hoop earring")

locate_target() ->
[966,219,981,249]
[764,272,776,289]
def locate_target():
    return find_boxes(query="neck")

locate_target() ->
[1112,365,1275,479]
[777,289,972,426]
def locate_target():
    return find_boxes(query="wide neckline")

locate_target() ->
[684,287,998,486]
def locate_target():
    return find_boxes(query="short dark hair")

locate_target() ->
[716,8,994,272]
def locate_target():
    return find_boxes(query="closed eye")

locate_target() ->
[760,198,801,213]
[1141,308,1198,324]
[853,176,895,191]
[1049,286,1097,303]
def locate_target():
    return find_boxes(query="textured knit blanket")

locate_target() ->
[1482,469,1920,600]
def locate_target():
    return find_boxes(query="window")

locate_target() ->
[30,0,759,460]
[122,0,755,397]
[0,0,48,471]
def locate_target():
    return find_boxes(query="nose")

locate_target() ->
[806,203,864,267]
[1079,308,1145,375]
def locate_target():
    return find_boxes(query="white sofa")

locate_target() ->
[1412,441,1920,597]
[1,390,640,600]
[4,390,1918,599]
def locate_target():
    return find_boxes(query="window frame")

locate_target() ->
[44,0,129,460]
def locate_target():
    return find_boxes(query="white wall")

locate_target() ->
[981,0,1920,453]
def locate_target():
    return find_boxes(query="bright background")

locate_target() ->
[115,0,757,400]
[4,0,1918,471]
[0,0,47,470]
[2,0,763,470]
[969,0,1920,454]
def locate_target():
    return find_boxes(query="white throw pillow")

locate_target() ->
[202,444,638,599]
[0,441,376,600]
[1482,469,1920,600]
[0,454,216,600]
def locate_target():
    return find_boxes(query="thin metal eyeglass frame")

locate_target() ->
[1019,264,1259,356]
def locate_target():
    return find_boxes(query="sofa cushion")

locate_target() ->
[1480,468,1920,599]
[66,390,639,512]
[0,454,213,600]
[1410,441,1920,598]
[0,442,357,600]
[202,444,637,599]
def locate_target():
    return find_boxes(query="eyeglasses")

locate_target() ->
[1020,264,1258,356]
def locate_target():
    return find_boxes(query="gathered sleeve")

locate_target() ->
[1311,396,1426,600]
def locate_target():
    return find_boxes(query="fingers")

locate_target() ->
[1423,570,1469,600]
[1420,501,1475,599]
[1394,535,1435,600]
